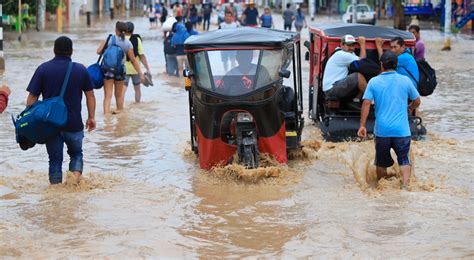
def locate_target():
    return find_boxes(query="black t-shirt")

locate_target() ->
[26,56,94,132]
[244,8,259,25]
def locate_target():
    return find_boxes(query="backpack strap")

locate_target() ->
[98,34,112,63]
[59,62,73,99]
[402,66,419,85]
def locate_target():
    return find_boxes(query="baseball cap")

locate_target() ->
[341,34,356,45]
[380,51,398,68]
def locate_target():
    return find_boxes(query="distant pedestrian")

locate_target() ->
[181,1,189,23]
[186,21,199,36]
[173,3,182,20]
[282,3,295,30]
[164,30,179,77]
[189,4,199,27]
[154,1,162,23]
[260,7,274,28]
[25,36,97,185]
[202,0,213,31]
[0,85,11,113]
[219,12,239,72]
[241,2,259,27]
[294,6,307,32]
[148,5,156,28]
[408,25,425,61]
[358,51,421,190]
[172,23,190,76]
[164,28,179,77]
[96,22,144,114]
[124,22,151,103]
[160,4,168,25]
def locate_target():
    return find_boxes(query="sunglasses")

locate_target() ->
[344,43,356,46]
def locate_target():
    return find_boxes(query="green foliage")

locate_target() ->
[2,0,61,16]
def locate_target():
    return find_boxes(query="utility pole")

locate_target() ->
[309,0,315,21]
[442,0,452,50]
[36,0,46,31]
[18,0,22,41]
[351,0,357,23]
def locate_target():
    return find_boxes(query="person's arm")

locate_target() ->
[408,97,421,114]
[26,93,39,107]
[375,37,384,58]
[127,48,145,83]
[84,90,96,132]
[96,40,106,55]
[358,99,371,138]
[358,36,366,59]
[137,40,151,74]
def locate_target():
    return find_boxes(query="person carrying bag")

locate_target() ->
[87,34,112,89]
[13,62,73,149]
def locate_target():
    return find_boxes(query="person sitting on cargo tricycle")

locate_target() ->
[216,50,272,96]
[322,34,368,102]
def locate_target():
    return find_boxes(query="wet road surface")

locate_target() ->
[0,14,473,258]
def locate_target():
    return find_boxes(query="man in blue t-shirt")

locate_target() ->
[26,36,96,185]
[376,37,419,88]
[358,51,421,190]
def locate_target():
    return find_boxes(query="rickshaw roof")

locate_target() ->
[309,23,415,40]
[184,27,300,51]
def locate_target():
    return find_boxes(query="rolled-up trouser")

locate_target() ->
[166,54,179,76]
[46,131,84,184]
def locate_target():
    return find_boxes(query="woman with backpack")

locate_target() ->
[96,21,144,115]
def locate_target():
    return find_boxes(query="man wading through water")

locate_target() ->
[358,51,420,190]
[25,36,97,185]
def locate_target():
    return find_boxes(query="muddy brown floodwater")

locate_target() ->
[0,15,473,258]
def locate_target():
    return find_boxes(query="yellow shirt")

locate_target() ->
[125,35,144,75]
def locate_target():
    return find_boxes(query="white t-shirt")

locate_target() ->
[219,22,239,29]
[322,49,358,91]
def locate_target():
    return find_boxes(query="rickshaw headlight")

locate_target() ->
[237,112,253,123]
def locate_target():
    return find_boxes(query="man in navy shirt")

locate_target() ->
[26,36,96,185]
[358,51,420,190]
[241,3,259,26]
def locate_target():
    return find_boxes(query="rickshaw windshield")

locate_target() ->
[193,49,286,96]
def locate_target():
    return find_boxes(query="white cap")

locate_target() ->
[341,34,356,44]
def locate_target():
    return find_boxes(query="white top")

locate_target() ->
[322,49,358,91]
[219,22,239,29]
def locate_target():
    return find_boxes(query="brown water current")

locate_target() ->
[0,15,473,258]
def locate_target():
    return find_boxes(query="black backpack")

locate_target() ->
[403,60,437,96]
[349,58,381,82]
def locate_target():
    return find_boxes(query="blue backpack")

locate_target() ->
[12,62,73,149]
[100,35,125,75]
[87,34,112,89]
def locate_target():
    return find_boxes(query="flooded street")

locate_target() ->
[1,14,473,258]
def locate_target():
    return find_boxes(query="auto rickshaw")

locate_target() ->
[183,27,304,169]
[305,23,426,141]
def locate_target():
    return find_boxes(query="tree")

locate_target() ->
[391,0,405,29]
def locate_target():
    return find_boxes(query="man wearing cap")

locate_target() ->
[358,51,421,190]
[322,34,367,102]
[25,36,96,185]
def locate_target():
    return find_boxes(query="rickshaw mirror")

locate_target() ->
[304,40,311,50]
[279,69,291,79]
[305,51,310,61]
